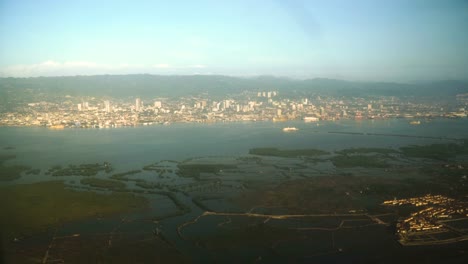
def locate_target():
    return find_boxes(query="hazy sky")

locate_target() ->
[1,0,467,81]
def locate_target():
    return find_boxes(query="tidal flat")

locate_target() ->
[1,120,468,262]
[0,181,148,239]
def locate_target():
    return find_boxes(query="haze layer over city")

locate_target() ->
[1,1,468,263]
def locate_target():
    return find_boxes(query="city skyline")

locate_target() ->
[1,0,468,81]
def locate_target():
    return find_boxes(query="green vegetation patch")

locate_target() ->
[336,147,399,155]
[135,181,163,189]
[331,155,390,168]
[200,225,296,250]
[0,154,31,181]
[400,142,468,161]
[0,181,148,238]
[249,147,329,157]
[46,162,113,176]
[148,190,192,220]
[419,163,468,194]
[237,156,262,162]
[0,164,31,181]
[0,154,16,163]
[142,164,173,175]
[110,170,143,181]
[25,168,41,175]
[237,175,412,214]
[80,178,126,190]
[177,163,236,179]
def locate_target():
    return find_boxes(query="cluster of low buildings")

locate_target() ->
[383,195,467,234]
[0,91,467,128]
[383,194,454,207]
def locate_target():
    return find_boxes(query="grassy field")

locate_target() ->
[0,181,148,239]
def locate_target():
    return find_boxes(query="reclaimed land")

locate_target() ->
[0,181,148,239]
[249,148,329,157]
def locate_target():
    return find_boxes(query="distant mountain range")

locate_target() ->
[1,75,467,100]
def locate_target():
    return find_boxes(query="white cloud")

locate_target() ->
[0,61,211,77]
[153,64,171,68]
[63,61,99,68]
[0,60,146,77]
[41,60,61,67]
[189,64,206,68]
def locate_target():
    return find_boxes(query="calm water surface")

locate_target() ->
[1,118,467,170]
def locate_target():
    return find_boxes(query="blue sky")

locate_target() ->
[1,0,467,81]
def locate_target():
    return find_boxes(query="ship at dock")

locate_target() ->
[282,127,299,132]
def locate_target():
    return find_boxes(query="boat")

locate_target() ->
[409,120,421,125]
[304,116,319,122]
[48,124,65,130]
[282,127,298,132]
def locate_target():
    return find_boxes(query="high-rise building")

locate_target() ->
[154,101,162,108]
[136,98,141,112]
[77,103,82,111]
[320,107,325,116]
[224,100,230,109]
[104,100,111,113]
[248,101,256,111]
